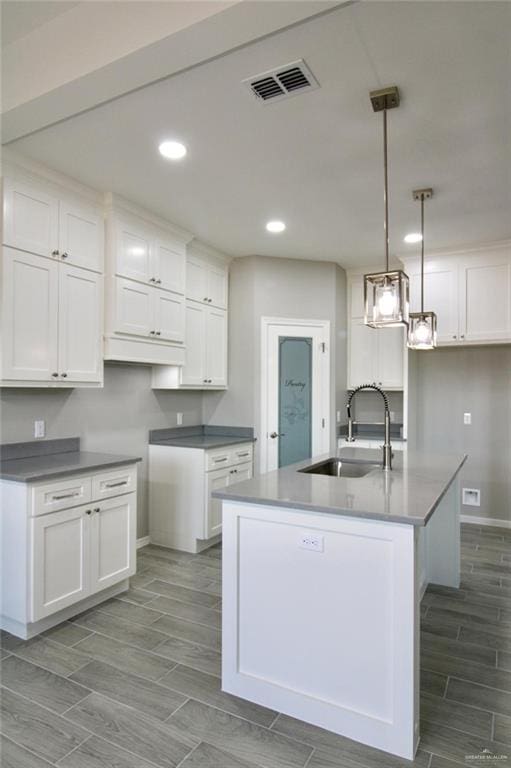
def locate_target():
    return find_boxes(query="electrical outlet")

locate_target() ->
[464,412,472,425]
[34,420,45,438]
[299,533,324,552]
[176,412,183,426]
[462,488,480,507]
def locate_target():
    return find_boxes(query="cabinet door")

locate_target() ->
[348,320,376,389]
[116,220,152,283]
[3,177,59,258]
[231,460,253,484]
[1,247,59,381]
[205,467,231,539]
[90,493,136,592]
[58,265,102,383]
[153,236,186,295]
[31,505,91,621]
[154,289,185,343]
[181,301,207,386]
[376,326,404,389]
[460,257,511,342]
[206,307,227,387]
[59,200,103,273]
[208,265,228,309]
[186,258,208,303]
[115,278,153,338]
[409,263,459,343]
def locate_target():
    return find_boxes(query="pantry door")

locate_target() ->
[261,318,330,473]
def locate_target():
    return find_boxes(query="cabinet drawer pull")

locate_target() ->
[213,457,228,463]
[105,480,128,488]
[237,452,249,458]
[52,491,80,501]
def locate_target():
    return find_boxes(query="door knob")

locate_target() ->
[269,432,285,439]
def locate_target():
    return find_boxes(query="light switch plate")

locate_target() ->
[176,412,183,426]
[463,412,472,425]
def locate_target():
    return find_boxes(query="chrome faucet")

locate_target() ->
[345,384,393,471]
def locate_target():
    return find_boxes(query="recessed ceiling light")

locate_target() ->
[266,220,286,233]
[404,233,423,244]
[158,140,187,160]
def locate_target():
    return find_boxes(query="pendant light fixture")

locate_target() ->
[407,188,437,350]
[364,86,409,328]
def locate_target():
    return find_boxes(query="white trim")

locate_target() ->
[461,515,511,530]
[260,316,331,474]
[136,536,151,549]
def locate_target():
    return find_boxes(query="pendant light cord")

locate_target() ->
[383,108,389,272]
[420,193,425,313]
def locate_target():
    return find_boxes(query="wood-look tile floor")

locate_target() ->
[1,523,511,767]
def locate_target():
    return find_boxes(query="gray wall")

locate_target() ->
[203,255,348,470]
[408,345,511,523]
[0,364,203,538]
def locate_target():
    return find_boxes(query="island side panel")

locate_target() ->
[425,475,461,589]
[222,500,419,760]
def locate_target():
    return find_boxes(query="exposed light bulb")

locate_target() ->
[404,233,422,244]
[377,287,398,317]
[413,320,432,344]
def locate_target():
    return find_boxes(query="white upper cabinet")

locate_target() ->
[206,306,228,387]
[402,245,511,346]
[460,254,511,343]
[114,278,153,338]
[409,262,459,343]
[153,289,185,344]
[181,301,207,386]
[58,265,102,382]
[153,235,186,295]
[3,175,103,272]
[116,219,152,283]
[1,247,59,382]
[187,257,228,309]
[59,200,103,272]
[348,319,404,390]
[3,176,59,258]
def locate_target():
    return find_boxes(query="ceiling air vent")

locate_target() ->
[244,60,319,103]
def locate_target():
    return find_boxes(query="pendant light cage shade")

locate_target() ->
[364,270,410,328]
[408,311,437,350]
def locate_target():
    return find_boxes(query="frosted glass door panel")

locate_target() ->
[278,337,312,468]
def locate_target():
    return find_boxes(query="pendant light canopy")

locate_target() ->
[364,86,409,328]
[407,188,437,350]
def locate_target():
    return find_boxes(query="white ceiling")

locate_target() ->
[6,1,511,267]
[1,1,81,46]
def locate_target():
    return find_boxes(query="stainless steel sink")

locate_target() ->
[299,458,378,478]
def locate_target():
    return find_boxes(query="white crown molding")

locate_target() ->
[2,147,103,206]
[103,192,194,244]
[188,237,233,265]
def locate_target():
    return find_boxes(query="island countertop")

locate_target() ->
[212,447,467,526]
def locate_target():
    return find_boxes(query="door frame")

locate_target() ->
[260,316,331,474]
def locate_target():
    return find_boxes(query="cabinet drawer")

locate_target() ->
[92,465,137,501]
[231,443,253,466]
[206,447,232,471]
[205,442,254,471]
[32,476,92,516]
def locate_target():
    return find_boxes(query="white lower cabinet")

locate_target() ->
[149,442,253,553]
[1,464,138,638]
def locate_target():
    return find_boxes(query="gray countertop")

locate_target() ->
[0,438,141,483]
[213,447,467,527]
[149,425,255,450]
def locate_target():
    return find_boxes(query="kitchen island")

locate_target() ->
[213,447,466,760]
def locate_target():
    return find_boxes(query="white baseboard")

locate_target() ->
[136,536,151,549]
[461,515,511,530]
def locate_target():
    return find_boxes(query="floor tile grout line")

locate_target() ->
[7,646,93,680]
[173,741,202,768]
[92,601,223,640]
[302,745,316,768]
[54,733,93,766]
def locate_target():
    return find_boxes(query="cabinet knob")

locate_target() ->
[156,279,162,285]
[208,379,212,383]
[460,334,465,339]
[203,379,208,383]
[85,509,92,515]
[155,331,161,336]
[61,252,69,259]
[208,298,212,303]
[452,335,457,339]
[51,372,59,377]
[61,373,67,378]
[149,330,155,335]
[203,297,208,302]
[51,249,60,257]
[93,507,100,514]
[149,277,156,283]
